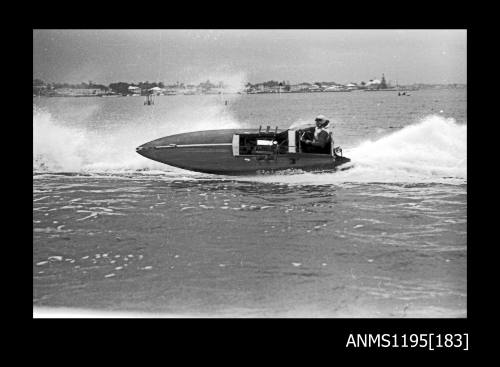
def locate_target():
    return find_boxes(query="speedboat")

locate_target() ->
[136,125,350,175]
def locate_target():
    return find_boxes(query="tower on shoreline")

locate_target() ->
[380,74,387,89]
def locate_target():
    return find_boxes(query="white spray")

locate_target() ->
[248,115,467,185]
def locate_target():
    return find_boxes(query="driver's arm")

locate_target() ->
[300,128,314,144]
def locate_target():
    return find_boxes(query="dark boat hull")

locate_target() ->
[136,129,350,175]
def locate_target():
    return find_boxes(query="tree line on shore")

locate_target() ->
[33,79,227,95]
[33,79,110,91]
[33,79,168,95]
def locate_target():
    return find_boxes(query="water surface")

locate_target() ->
[33,89,467,317]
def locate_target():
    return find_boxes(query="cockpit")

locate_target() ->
[233,125,337,157]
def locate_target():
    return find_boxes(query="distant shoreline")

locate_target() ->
[33,85,466,98]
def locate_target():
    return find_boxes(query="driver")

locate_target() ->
[300,115,331,152]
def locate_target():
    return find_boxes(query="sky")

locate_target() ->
[33,29,466,86]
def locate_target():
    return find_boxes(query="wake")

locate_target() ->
[246,115,467,185]
[33,102,242,174]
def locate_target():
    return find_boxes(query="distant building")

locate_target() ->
[366,79,381,87]
[149,86,163,95]
[127,86,141,94]
[183,87,198,95]
[366,74,389,89]
[267,85,281,93]
[54,88,106,96]
[289,83,313,92]
[309,84,322,91]
[324,85,345,91]
[380,74,388,89]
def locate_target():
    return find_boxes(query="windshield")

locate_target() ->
[287,121,316,130]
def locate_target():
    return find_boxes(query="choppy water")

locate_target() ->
[33,89,467,317]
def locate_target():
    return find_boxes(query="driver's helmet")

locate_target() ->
[315,115,330,128]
